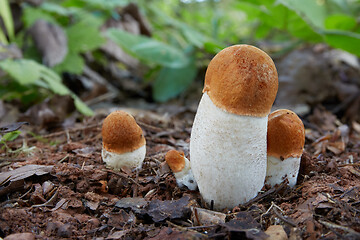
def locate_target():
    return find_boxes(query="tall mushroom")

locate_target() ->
[266,109,305,187]
[102,110,146,170]
[190,44,278,210]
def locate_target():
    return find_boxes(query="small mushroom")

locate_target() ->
[165,150,197,190]
[101,111,146,170]
[190,45,278,209]
[266,109,305,187]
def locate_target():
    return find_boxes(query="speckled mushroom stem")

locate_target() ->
[190,93,268,209]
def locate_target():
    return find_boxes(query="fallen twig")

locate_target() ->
[319,220,360,237]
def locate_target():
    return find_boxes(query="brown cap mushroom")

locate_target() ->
[203,44,278,117]
[266,109,305,187]
[101,111,146,170]
[165,150,186,173]
[165,150,197,190]
[267,109,305,160]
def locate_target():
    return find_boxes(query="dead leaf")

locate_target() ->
[222,212,268,240]
[84,191,103,211]
[29,20,67,67]
[30,183,46,204]
[4,232,35,240]
[146,227,205,240]
[72,146,95,158]
[0,122,29,133]
[308,107,338,132]
[52,198,69,211]
[145,196,192,222]
[346,166,360,177]
[107,210,136,228]
[0,164,53,184]
[276,49,334,108]
[191,207,226,226]
[121,3,152,36]
[115,197,148,214]
[106,230,129,239]
[42,180,55,197]
[22,95,75,128]
[265,225,288,240]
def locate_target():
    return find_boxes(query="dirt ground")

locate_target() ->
[0,101,359,239]
[0,45,360,240]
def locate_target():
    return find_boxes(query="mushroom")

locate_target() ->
[165,150,197,190]
[101,110,146,170]
[190,44,278,210]
[266,109,305,187]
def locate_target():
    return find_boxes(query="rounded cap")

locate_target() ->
[165,150,185,173]
[102,111,145,154]
[203,44,278,117]
[267,109,305,159]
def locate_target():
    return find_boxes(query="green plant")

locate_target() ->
[0,130,37,155]
[0,130,21,150]
[231,0,360,55]
[1,0,360,106]
[0,0,14,44]
[0,58,93,115]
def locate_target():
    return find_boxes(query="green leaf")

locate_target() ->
[203,41,224,54]
[67,20,104,53]
[179,24,206,48]
[323,30,360,57]
[153,59,197,102]
[0,59,41,84]
[325,14,357,31]
[0,59,93,115]
[39,2,73,16]
[22,7,58,28]
[69,8,105,29]
[0,29,8,44]
[53,52,84,74]
[38,65,70,95]
[279,0,326,29]
[0,0,14,41]
[81,0,128,10]
[106,28,189,68]
[234,2,264,20]
[1,131,21,142]
[72,94,94,116]
[287,13,323,42]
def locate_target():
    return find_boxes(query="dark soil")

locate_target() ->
[0,103,359,240]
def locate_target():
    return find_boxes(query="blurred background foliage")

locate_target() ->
[0,0,360,115]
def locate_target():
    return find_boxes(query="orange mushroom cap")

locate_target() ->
[267,109,305,159]
[165,150,186,173]
[102,111,146,154]
[203,44,278,117]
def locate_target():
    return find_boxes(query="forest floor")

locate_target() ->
[0,45,360,240]
[0,102,359,240]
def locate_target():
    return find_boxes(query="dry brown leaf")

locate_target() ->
[0,164,53,184]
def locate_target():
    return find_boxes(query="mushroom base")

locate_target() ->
[102,145,146,170]
[266,156,300,188]
[190,93,268,210]
[173,156,197,191]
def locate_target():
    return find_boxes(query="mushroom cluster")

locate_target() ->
[100,44,306,211]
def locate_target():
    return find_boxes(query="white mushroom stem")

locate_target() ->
[173,156,197,191]
[266,156,301,188]
[190,93,267,210]
[101,145,146,170]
